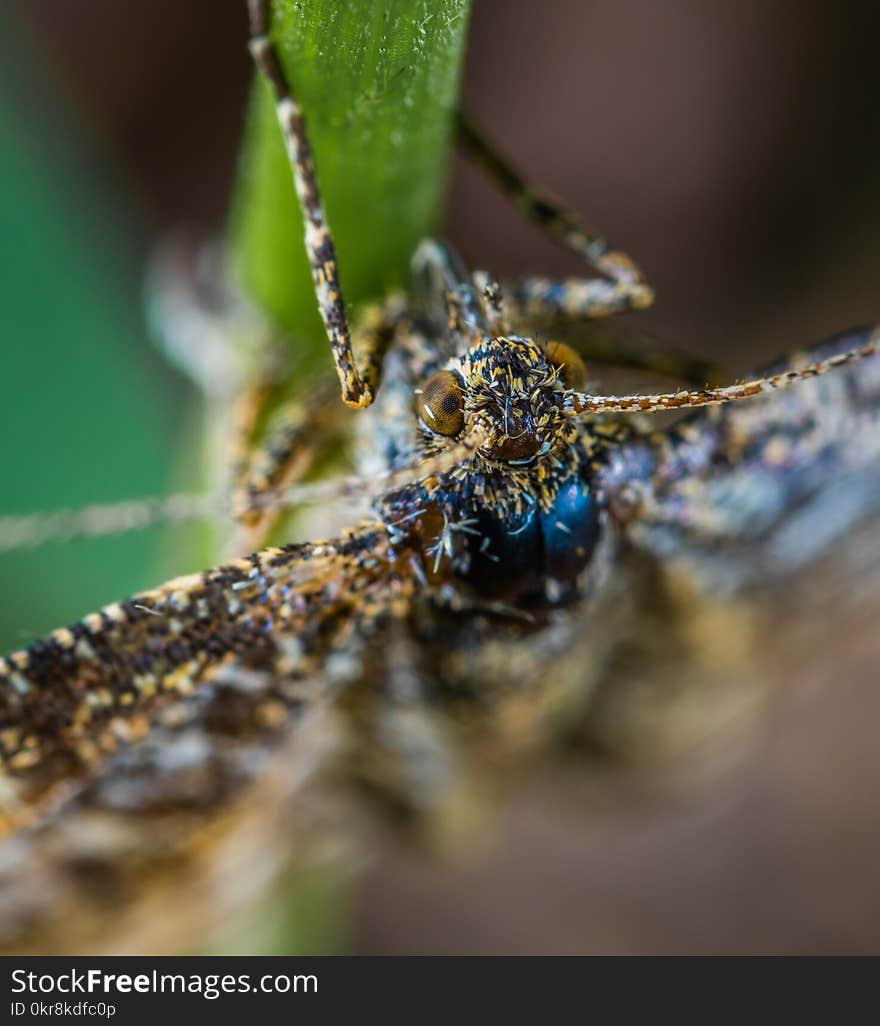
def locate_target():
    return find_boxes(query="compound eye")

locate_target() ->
[545,341,587,391]
[419,370,464,436]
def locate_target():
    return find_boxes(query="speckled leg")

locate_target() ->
[247,0,378,408]
[522,321,729,387]
[507,273,653,323]
[412,239,491,342]
[456,111,654,317]
[230,296,408,549]
[230,382,339,551]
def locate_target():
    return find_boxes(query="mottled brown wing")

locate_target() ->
[583,333,880,766]
[0,521,411,953]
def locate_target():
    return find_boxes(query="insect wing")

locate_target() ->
[0,522,404,952]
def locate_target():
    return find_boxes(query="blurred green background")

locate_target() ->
[0,8,190,652]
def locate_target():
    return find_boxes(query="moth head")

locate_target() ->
[416,335,578,466]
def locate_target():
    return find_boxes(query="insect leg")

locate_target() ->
[472,271,510,337]
[148,236,316,539]
[456,111,654,316]
[348,294,408,403]
[230,383,339,551]
[576,331,727,386]
[247,0,375,408]
[507,273,652,323]
[412,239,490,340]
[518,318,729,387]
[230,296,407,550]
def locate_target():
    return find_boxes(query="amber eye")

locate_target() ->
[418,370,464,436]
[545,341,587,391]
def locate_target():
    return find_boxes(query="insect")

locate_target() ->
[0,0,879,953]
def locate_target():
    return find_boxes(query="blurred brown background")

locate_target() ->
[8,0,880,953]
